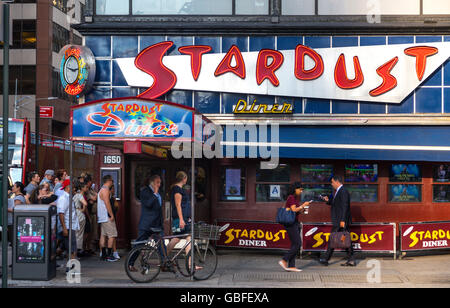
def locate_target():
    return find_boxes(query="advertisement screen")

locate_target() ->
[301,164,333,183]
[16,216,45,263]
[345,164,378,182]
[433,164,450,182]
[389,184,422,202]
[390,164,421,182]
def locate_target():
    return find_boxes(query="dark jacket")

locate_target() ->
[138,186,163,232]
[327,186,352,230]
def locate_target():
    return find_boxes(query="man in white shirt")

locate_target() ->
[57,179,79,260]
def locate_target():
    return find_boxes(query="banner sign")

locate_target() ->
[116,42,450,104]
[39,106,54,119]
[302,223,396,252]
[216,220,292,250]
[400,221,450,252]
[70,98,194,141]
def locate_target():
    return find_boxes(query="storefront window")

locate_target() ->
[132,0,233,15]
[256,184,290,202]
[300,164,333,202]
[301,164,333,183]
[433,164,450,182]
[389,184,422,202]
[302,184,332,202]
[345,164,378,182]
[236,0,269,15]
[96,0,129,15]
[255,164,290,202]
[256,164,290,183]
[347,185,378,203]
[433,185,450,203]
[433,164,450,203]
[389,164,422,182]
[220,167,246,201]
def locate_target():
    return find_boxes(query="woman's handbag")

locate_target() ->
[276,207,296,226]
[329,229,352,249]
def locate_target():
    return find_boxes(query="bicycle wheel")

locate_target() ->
[187,242,217,281]
[124,244,161,283]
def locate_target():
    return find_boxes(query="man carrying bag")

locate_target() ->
[319,175,355,267]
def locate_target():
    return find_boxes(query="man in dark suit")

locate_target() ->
[128,174,166,271]
[319,175,355,266]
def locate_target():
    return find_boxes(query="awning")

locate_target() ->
[221,125,450,162]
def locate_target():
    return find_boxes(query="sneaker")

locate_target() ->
[106,255,118,262]
[113,251,120,260]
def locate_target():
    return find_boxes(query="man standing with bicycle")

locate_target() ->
[128,174,166,272]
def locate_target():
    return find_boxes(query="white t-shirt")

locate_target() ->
[97,187,109,224]
[56,191,79,231]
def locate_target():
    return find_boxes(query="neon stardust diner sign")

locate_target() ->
[115,41,450,104]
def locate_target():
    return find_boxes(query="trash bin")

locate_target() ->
[12,204,57,280]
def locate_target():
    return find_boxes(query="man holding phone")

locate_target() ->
[319,175,355,267]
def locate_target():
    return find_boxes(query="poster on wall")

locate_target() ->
[400,221,450,252]
[216,220,292,250]
[302,223,396,253]
[225,168,241,199]
[16,217,45,263]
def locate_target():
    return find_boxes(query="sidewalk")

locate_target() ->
[2,247,450,288]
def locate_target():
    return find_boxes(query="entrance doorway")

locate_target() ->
[127,158,211,243]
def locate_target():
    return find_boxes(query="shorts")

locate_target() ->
[100,220,118,238]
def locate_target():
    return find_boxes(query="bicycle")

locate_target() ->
[124,222,229,283]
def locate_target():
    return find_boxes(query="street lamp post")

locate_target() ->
[2,0,12,289]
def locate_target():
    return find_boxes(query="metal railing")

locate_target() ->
[30,132,95,155]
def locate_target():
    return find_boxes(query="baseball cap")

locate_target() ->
[61,179,71,190]
[45,169,55,176]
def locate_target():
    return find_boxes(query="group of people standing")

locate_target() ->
[7,169,120,262]
[279,175,355,272]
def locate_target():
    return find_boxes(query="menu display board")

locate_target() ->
[347,184,378,202]
[301,184,332,202]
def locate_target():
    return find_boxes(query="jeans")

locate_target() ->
[282,222,301,268]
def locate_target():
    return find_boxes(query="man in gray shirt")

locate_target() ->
[24,172,40,197]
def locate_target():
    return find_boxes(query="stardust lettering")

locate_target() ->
[134,42,440,100]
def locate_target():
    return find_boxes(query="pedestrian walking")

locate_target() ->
[97,175,118,262]
[319,175,355,267]
[278,182,311,272]
[128,174,166,272]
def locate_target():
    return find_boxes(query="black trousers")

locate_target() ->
[323,226,354,262]
[282,222,301,268]
[128,230,167,266]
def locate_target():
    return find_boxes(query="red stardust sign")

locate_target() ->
[302,223,395,252]
[216,220,291,250]
[115,41,450,104]
[400,221,450,251]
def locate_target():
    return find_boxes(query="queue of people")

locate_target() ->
[7,169,120,263]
